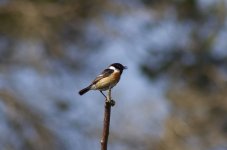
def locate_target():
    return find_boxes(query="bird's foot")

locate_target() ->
[105,99,115,106]
[110,100,115,106]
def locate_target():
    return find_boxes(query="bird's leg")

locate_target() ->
[100,91,107,99]
[107,88,115,106]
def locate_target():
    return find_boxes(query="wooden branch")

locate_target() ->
[100,89,114,150]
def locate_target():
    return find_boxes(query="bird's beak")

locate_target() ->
[124,66,128,69]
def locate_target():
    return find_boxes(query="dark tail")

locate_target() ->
[79,86,91,95]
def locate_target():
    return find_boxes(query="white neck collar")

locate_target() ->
[109,66,118,71]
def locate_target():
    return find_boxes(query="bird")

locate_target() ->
[79,63,127,98]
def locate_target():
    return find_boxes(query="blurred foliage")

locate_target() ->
[0,0,227,150]
[0,90,63,150]
[141,49,227,90]
[140,0,227,150]
[0,0,106,37]
[141,0,227,90]
[0,0,112,69]
[156,87,227,150]
[0,0,113,149]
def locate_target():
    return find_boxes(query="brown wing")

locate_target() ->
[91,69,114,84]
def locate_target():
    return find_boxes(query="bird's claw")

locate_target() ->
[105,99,115,106]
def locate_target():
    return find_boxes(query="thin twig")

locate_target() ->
[100,89,113,150]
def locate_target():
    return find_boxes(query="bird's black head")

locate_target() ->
[109,63,127,73]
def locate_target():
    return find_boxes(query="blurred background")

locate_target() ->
[0,0,227,150]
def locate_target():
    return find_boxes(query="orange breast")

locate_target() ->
[95,71,120,90]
